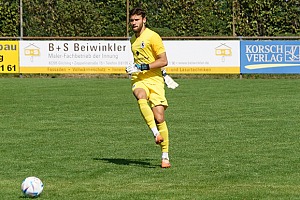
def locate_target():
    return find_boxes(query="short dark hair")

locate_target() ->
[129,7,146,18]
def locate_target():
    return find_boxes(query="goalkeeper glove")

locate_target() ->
[162,69,179,89]
[125,63,150,74]
[126,64,141,74]
[135,63,150,71]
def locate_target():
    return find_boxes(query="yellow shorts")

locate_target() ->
[132,81,168,108]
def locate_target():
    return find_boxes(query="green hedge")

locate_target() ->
[0,0,299,37]
[0,1,19,37]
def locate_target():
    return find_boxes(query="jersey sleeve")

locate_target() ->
[150,33,166,58]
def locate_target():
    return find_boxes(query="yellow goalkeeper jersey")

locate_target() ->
[130,28,166,84]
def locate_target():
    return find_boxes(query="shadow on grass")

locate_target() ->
[19,195,42,198]
[93,158,159,168]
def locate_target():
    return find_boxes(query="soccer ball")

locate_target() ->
[21,176,44,198]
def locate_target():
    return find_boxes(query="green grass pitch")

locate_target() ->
[0,78,299,199]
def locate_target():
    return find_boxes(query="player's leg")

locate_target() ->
[152,105,171,168]
[146,80,171,168]
[152,105,169,153]
[133,86,161,140]
[148,82,171,168]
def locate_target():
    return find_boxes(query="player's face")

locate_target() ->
[130,14,146,33]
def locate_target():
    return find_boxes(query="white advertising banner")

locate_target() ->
[164,40,240,74]
[19,40,240,74]
[19,40,133,73]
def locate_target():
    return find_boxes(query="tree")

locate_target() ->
[22,0,127,37]
[234,0,300,36]
[0,0,299,37]
[0,0,19,37]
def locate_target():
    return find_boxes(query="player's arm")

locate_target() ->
[149,52,168,69]
[134,52,167,70]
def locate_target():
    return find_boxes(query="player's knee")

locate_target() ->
[133,88,147,100]
[134,94,147,100]
[155,115,165,124]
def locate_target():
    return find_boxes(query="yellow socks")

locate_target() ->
[137,99,159,135]
[138,99,169,157]
[157,121,169,153]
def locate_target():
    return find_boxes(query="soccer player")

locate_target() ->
[126,7,171,168]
